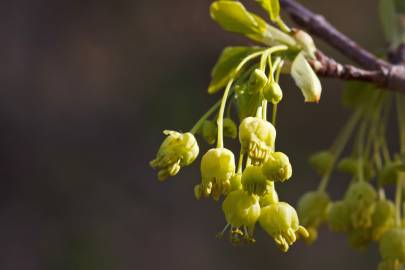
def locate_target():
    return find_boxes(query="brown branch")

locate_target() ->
[279,0,405,94]
[310,51,388,87]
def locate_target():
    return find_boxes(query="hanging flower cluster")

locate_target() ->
[297,83,405,270]
[150,0,323,252]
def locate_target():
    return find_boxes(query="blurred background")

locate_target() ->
[0,0,393,269]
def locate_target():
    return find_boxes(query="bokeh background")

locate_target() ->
[0,0,395,269]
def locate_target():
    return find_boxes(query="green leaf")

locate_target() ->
[291,52,322,102]
[208,46,260,94]
[210,1,266,36]
[256,0,280,22]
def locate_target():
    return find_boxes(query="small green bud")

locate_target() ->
[230,173,242,191]
[259,202,309,252]
[327,200,351,233]
[378,260,402,270]
[222,190,261,228]
[241,165,269,196]
[239,117,276,165]
[223,118,238,139]
[378,162,400,186]
[248,69,268,94]
[202,120,217,145]
[150,130,199,181]
[297,191,330,233]
[262,152,292,182]
[263,81,283,104]
[372,200,396,241]
[200,148,236,200]
[259,181,279,207]
[344,181,377,229]
[348,228,372,250]
[309,150,334,176]
[379,228,405,262]
[337,157,374,180]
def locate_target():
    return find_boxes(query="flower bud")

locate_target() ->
[309,150,334,176]
[378,163,400,186]
[344,181,377,229]
[337,157,374,180]
[200,148,235,200]
[223,118,238,139]
[291,52,322,103]
[372,200,396,241]
[222,190,261,228]
[262,152,292,182]
[202,120,217,145]
[239,117,276,165]
[263,81,283,104]
[242,165,269,196]
[327,200,351,233]
[259,181,279,207]
[297,191,330,237]
[248,69,268,94]
[379,228,405,262]
[150,130,199,181]
[259,202,309,252]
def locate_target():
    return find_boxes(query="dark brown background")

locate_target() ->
[0,0,393,269]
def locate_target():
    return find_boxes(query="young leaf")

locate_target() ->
[208,47,261,94]
[256,0,280,22]
[210,1,266,36]
[291,52,322,102]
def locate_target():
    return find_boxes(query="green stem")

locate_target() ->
[262,100,268,120]
[217,79,234,148]
[318,109,362,192]
[190,100,221,134]
[356,120,367,182]
[395,173,404,226]
[216,50,270,148]
[272,104,278,127]
[237,151,244,174]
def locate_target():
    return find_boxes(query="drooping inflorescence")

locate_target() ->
[150,0,322,252]
[150,0,405,266]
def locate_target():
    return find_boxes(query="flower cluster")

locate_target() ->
[297,83,405,269]
[150,0,324,251]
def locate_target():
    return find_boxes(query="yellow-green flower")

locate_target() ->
[297,191,330,243]
[379,228,405,262]
[150,130,199,181]
[262,152,292,182]
[327,200,351,233]
[259,181,279,207]
[239,117,276,165]
[242,165,270,196]
[344,181,377,229]
[259,201,309,252]
[371,200,396,241]
[197,148,235,200]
